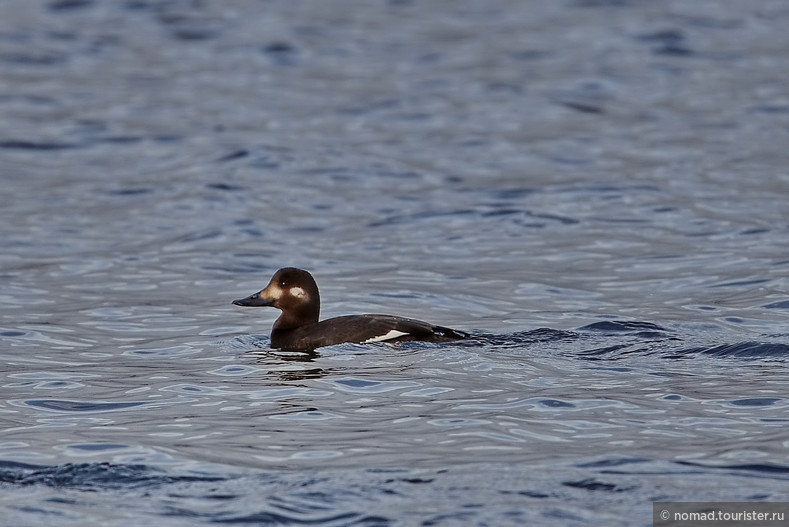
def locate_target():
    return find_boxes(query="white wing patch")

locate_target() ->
[361,329,409,344]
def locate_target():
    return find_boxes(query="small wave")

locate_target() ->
[676,460,789,476]
[0,139,78,150]
[479,322,788,360]
[680,342,789,358]
[562,477,634,492]
[12,399,149,413]
[471,328,578,348]
[212,511,365,525]
[0,462,385,525]
[0,461,225,490]
[578,320,668,336]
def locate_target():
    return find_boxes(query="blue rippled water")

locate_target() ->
[2,1,789,525]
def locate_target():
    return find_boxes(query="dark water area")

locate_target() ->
[2,0,789,525]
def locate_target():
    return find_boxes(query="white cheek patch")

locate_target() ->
[289,286,306,298]
[362,329,409,344]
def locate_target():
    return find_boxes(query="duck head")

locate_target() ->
[232,267,321,329]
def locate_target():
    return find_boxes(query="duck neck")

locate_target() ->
[272,305,320,331]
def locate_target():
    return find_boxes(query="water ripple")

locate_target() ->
[317,377,421,394]
[123,345,201,358]
[207,365,264,376]
[10,400,150,413]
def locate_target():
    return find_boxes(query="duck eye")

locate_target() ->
[279,280,288,288]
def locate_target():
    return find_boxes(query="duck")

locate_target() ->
[232,267,468,351]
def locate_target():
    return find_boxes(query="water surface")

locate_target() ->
[2,1,789,525]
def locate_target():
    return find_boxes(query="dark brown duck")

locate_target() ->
[233,267,468,351]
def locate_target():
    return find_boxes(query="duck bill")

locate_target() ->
[232,291,275,307]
